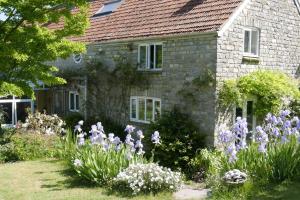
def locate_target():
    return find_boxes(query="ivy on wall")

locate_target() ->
[219,70,300,118]
[58,54,149,123]
[177,68,215,104]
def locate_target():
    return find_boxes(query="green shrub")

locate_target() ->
[145,107,206,177]
[64,112,84,128]
[189,149,225,182]
[0,142,18,163]
[0,133,59,162]
[219,70,300,118]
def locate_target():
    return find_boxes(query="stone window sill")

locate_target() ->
[242,56,260,65]
[137,69,163,73]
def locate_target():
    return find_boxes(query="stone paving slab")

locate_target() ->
[173,185,210,200]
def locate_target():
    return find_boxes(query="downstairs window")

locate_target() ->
[130,97,161,123]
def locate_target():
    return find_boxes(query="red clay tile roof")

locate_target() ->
[49,0,243,42]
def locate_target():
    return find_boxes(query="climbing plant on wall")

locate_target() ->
[219,70,300,118]
[86,54,149,123]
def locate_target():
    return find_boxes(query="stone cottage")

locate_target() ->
[8,0,298,145]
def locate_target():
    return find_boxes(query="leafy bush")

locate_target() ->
[145,107,206,176]
[9,133,60,160]
[189,149,225,182]
[64,112,84,129]
[0,142,17,163]
[219,71,300,118]
[0,131,60,162]
[113,163,182,195]
[23,111,65,135]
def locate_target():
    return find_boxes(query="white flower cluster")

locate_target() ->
[114,163,182,195]
[223,169,247,184]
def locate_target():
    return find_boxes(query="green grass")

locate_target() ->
[210,180,300,200]
[0,160,172,200]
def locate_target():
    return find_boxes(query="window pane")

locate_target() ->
[138,98,145,121]
[235,107,243,119]
[155,45,162,69]
[150,45,155,69]
[131,98,137,119]
[17,102,31,123]
[247,101,254,132]
[70,93,75,110]
[139,46,147,69]
[244,30,250,53]
[154,101,161,121]
[251,30,258,55]
[0,103,13,124]
[146,99,153,121]
[75,94,80,110]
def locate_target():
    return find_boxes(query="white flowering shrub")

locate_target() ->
[22,112,65,135]
[113,163,182,195]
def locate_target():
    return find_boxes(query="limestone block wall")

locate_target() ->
[215,0,300,145]
[54,34,218,145]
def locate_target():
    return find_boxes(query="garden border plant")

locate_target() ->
[59,120,183,196]
[219,70,300,118]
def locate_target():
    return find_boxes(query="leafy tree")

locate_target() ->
[0,0,89,98]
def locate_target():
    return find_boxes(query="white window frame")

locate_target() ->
[0,96,34,127]
[138,43,163,71]
[243,28,260,57]
[130,96,161,124]
[233,98,257,141]
[69,91,80,112]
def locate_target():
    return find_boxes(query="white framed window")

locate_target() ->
[0,96,34,127]
[73,53,83,64]
[138,44,163,70]
[69,91,80,112]
[243,28,260,57]
[130,96,161,123]
[234,99,256,140]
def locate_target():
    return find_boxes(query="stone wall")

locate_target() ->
[215,0,300,145]
[55,34,218,145]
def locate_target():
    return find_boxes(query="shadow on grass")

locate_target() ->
[254,181,300,200]
[40,168,99,191]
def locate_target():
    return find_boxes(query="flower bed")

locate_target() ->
[60,121,182,195]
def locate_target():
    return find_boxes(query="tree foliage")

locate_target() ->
[0,0,89,98]
[219,70,300,118]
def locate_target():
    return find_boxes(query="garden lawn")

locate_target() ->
[0,160,172,200]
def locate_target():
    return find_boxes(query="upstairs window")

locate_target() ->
[69,91,80,112]
[94,0,123,17]
[244,28,260,57]
[130,97,161,123]
[138,44,163,70]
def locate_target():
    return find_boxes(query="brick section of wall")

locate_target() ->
[215,0,300,145]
